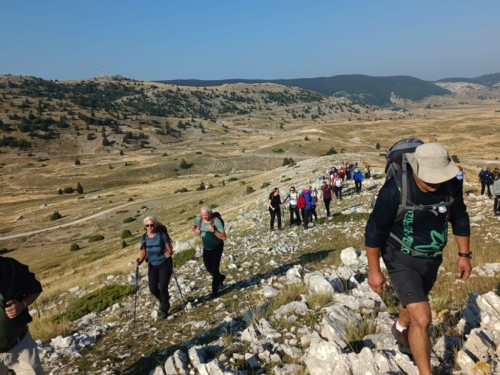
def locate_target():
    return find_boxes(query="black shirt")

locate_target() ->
[269,194,282,209]
[365,176,470,257]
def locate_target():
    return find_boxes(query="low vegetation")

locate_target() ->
[52,284,134,322]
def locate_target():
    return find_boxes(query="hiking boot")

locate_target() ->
[219,275,226,291]
[210,292,219,299]
[159,311,169,320]
[391,320,411,354]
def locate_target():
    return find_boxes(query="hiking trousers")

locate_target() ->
[494,197,499,213]
[323,198,331,217]
[334,186,343,200]
[203,243,225,296]
[0,331,44,375]
[481,181,492,196]
[269,207,281,229]
[303,209,311,228]
[289,206,301,226]
[355,180,362,193]
[148,259,172,314]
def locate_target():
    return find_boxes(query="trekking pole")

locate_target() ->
[134,266,139,323]
[172,268,188,303]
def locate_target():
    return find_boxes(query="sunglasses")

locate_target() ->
[145,224,154,228]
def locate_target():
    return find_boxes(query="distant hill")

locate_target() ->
[156,75,451,107]
[436,73,500,87]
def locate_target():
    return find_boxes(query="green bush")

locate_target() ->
[123,217,135,224]
[50,211,62,221]
[52,284,134,322]
[69,243,80,251]
[228,177,238,182]
[63,187,74,194]
[375,142,381,150]
[128,197,134,202]
[451,154,460,163]
[88,235,105,242]
[325,147,337,155]
[121,229,132,239]
[121,240,127,248]
[173,248,196,268]
[272,148,285,153]
[196,182,205,191]
[245,186,255,194]
[58,188,63,195]
[260,182,271,189]
[75,158,81,165]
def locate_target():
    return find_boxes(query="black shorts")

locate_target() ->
[382,244,442,307]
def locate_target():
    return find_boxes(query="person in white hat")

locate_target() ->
[365,142,471,375]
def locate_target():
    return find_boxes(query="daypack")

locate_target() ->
[372,138,455,255]
[297,194,307,209]
[197,212,224,231]
[141,224,172,261]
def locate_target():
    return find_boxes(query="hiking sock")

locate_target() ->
[396,319,408,332]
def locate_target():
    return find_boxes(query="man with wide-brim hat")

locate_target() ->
[365,142,471,375]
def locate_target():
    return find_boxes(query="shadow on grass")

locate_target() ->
[0,247,16,255]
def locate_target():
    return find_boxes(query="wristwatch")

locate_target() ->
[458,252,472,259]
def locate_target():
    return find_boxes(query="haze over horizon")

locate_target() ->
[1,0,499,82]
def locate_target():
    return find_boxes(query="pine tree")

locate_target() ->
[76,182,83,194]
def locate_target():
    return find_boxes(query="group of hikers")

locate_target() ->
[477,166,500,216]
[267,162,372,231]
[1,138,482,375]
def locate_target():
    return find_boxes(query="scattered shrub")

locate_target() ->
[58,188,63,195]
[121,240,127,248]
[180,159,193,169]
[63,187,74,194]
[69,243,80,252]
[208,183,214,189]
[121,230,132,239]
[228,177,238,182]
[76,182,83,194]
[49,211,62,221]
[52,284,134,322]
[88,235,105,242]
[123,217,135,223]
[245,186,255,194]
[260,181,271,189]
[325,147,337,155]
[175,188,188,193]
[173,248,196,268]
[272,148,285,153]
[196,182,206,191]
[375,142,381,150]
[74,158,81,165]
[451,155,460,163]
[128,197,134,202]
[304,136,309,141]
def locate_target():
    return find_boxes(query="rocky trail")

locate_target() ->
[32,160,500,375]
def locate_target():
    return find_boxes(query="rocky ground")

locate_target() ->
[31,161,500,375]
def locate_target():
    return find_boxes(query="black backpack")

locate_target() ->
[372,138,455,256]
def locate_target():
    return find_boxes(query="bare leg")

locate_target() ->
[405,301,432,375]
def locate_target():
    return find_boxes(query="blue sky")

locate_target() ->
[1,0,499,81]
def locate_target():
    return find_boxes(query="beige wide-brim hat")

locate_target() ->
[407,142,458,184]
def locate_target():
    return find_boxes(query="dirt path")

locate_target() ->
[0,200,142,241]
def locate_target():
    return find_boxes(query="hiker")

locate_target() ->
[478,166,492,197]
[365,142,470,375]
[190,206,227,299]
[456,165,465,189]
[0,257,44,375]
[310,188,318,224]
[364,164,371,179]
[283,186,301,227]
[338,166,345,181]
[135,216,173,319]
[267,187,283,231]
[492,170,500,216]
[333,173,344,200]
[352,167,364,194]
[320,180,333,218]
[301,185,314,229]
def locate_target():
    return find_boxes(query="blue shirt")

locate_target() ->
[140,232,170,266]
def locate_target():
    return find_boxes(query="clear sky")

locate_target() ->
[1,0,499,81]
